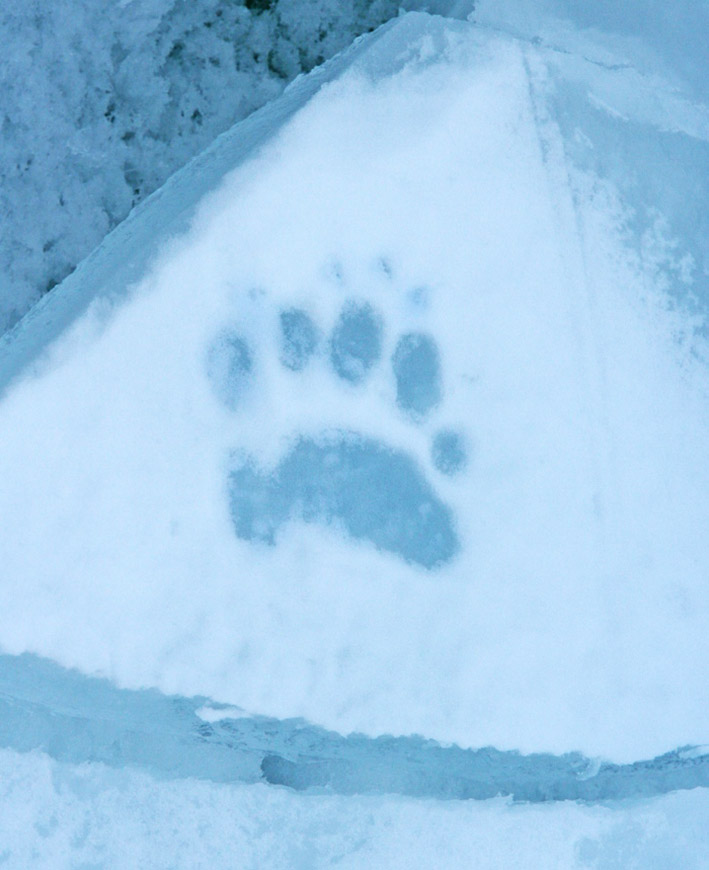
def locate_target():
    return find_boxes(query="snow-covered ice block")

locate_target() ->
[1,10,709,763]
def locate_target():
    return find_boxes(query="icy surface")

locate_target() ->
[474,0,709,316]
[392,332,442,419]
[2,11,709,766]
[1,747,708,870]
[2,652,709,805]
[229,433,459,568]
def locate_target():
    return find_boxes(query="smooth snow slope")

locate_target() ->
[1,12,709,763]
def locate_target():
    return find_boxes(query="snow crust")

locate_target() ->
[474,0,709,102]
[2,11,709,764]
[7,650,707,804]
[0,748,707,869]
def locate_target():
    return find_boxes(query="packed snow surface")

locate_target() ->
[2,11,709,764]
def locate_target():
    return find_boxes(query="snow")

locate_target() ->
[0,747,707,869]
[0,0,478,334]
[1,651,707,804]
[474,0,709,102]
[2,9,709,770]
[0,0,405,333]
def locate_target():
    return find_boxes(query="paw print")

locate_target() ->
[206,289,468,571]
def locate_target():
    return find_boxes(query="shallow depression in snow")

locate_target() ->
[211,297,465,569]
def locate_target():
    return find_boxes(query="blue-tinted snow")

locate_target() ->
[0,13,419,398]
[207,331,253,410]
[330,301,383,384]
[552,87,709,323]
[1,9,709,774]
[392,332,442,420]
[1,5,709,866]
[475,1,709,321]
[224,301,458,568]
[431,429,467,475]
[0,0,410,334]
[1,652,708,803]
[279,307,319,371]
[2,746,707,870]
[1,651,708,866]
[229,433,459,569]
[475,0,709,101]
